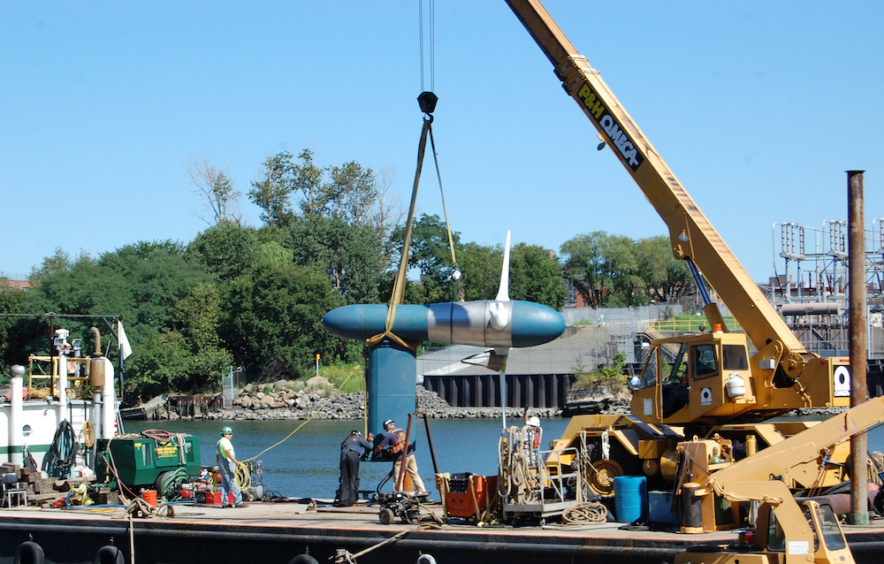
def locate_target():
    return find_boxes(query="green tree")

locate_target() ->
[320,161,378,225]
[220,261,345,381]
[280,215,387,305]
[293,150,378,225]
[29,247,73,281]
[562,231,609,307]
[293,149,397,237]
[187,222,261,281]
[129,328,190,398]
[390,214,462,304]
[20,241,215,398]
[603,234,644,306]
[0,284,27,374]
[172,283,233,392]
[510,243,567,309]
[457,242,503,301]
[21,251,132,351]
[95,241,211,331]
[562,231,642,307]
[562,232,693,307]
[634,236,693,302]
[250,148,395,236]
[249,151,297,227]
[290,148,324,218]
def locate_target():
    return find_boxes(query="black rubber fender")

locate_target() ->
[14,541,45,564]
[685,545,723,553]
[288,554,319,564]
[94,545,125,564]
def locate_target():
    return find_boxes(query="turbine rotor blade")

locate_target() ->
[495,230,511,302]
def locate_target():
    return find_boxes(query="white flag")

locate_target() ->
[118,320,133,360]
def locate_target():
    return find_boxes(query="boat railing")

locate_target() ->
[26,355,91,398]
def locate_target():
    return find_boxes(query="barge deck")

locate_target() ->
[2,500,884,564]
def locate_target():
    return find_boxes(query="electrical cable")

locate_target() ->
[42,420,77,479]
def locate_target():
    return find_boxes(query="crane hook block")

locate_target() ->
[418,91,438,115]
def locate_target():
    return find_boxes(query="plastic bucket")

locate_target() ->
[648,490,678,524]
[142,489,158,508]
[613,476,647,523]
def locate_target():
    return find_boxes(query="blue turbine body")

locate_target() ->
[322,301,565,347]
[322,300,565,441]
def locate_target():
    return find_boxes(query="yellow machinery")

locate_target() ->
[673,395,884,564]
[26,355,91,399]
[506,0,853,495]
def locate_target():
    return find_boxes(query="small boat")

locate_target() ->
[119,394,167,420]
[0,326,121,474]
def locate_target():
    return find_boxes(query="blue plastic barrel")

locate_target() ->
[613,476,648,523]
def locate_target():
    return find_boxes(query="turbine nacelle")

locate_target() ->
[322,300,563,349]
[322,231,564,349]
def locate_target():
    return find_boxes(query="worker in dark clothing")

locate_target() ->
[337,430,374,506]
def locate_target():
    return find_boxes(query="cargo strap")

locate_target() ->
[366,93,460,350]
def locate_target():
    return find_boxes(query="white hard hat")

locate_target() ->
[528,416,540,427]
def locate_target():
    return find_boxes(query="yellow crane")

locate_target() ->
[506,0,853,496]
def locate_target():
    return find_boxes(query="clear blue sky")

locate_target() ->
[2,1,882,285]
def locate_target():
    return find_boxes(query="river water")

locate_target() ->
[124,417,572,499]
[125,418,884,500]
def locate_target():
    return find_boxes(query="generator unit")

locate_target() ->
[95,432,200,488]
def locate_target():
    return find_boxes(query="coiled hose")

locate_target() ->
[155,467,192,500]
[42,420,78,478]
[497,426,541,505]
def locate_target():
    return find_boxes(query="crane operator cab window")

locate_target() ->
[722,345,748,371]
[816,502,847,551]
[691,344,718,380]
[767,503,818,553]
[638,347,660,388]
[766,501,846,554]
[661,344,690,417]
[765,501,850,555]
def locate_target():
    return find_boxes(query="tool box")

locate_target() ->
[444,473,497,518]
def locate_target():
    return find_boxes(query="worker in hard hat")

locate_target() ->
[337,429,374,506]
[372,418,398,460]
[216,426,245,508]
[524,410,543,466]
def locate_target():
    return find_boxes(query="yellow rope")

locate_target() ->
[366,102,461,347]
[241,371,354,463]
[234,463,252,490]
[366,115,430,351]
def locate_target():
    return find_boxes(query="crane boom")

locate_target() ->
[505,0,808,366]
[709,395,884,499]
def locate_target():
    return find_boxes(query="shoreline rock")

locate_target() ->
[128,380,840,424]
[131,380,636,422]
[150,386,567,422]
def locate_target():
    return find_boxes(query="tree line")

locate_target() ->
[0,149,693,400]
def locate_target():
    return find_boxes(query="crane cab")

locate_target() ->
[631,332,755,426]
[674,499,854,564]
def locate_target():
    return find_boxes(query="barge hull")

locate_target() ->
[1,504,884,564]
